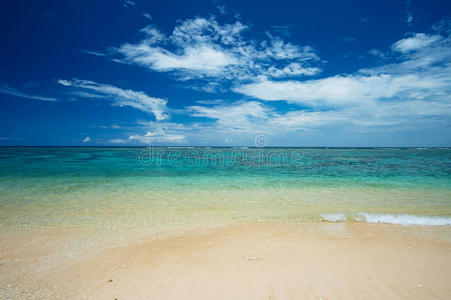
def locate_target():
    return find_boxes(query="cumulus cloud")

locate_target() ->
[115,16,320,86]
[83,136,91,143]
[57,79,169,120]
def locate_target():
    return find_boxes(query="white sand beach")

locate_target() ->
[1,222,451,299]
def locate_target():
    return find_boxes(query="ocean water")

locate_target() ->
[0,147,450,230]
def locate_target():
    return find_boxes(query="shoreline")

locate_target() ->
[1,222,451,299]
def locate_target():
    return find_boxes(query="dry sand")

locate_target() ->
[1,222,451,299]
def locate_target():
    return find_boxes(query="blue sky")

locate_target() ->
[1,0,450,146]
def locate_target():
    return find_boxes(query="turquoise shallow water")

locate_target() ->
[0,147,450,228]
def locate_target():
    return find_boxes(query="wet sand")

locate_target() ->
[1,222,451,299]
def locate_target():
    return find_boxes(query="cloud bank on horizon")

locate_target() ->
[0,0,450,146]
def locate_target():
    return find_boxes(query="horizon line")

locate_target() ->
[0,145,450,149]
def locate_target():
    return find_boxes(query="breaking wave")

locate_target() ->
[321,213,451,226]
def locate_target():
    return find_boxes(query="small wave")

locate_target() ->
[321,213,451,226]
[321,213,348,222]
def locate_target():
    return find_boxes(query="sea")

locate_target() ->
[1,147,450,231]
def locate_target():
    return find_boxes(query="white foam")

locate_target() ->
[321,213,451,226]
[355,213,451,226]
[321,213,348,222]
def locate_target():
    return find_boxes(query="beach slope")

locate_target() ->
[1,222,451,299]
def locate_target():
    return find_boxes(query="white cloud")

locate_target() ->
[81,49,105,57]
[123,0,135,8]
[217,6,226,15]
[187,101,271,130]
[109,138,127,144]
[269,110,346,129]
[57,79,169,120]
[120,43,238,75]
[267,62,320,77]
[189,82,223,93]
[368,49,387,59]
[128,130,185,143]
[272,25,293,38]
[57,79,71,86]
[116,16,321,86]
[110,122,187,144]
[214,31,451,145]
[236,32,451,109]
[262,36,318,60]
[234,72,449,107]
[0,84,58,102]
[142,13,152,20]
[406,0,413,26]
[83,136,91,143]
[139,26,165,44]
[188,98,449,132]
[432,18,451,35]
[391,33,442,53]
[105,18,451,146]
[108,91,451,146]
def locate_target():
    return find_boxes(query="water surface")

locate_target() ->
[1,147,450,229]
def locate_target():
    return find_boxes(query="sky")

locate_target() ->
[0,0,450,146]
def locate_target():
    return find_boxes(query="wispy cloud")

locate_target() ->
[142,12,152,20]
[0,84,58,102]
[123,0,135,8]
[217,5,226,15]
[358,15,369,23]
[57,79,169,121]
[406,0,413,26]
[80,49,105,57]
[271,25,293,38]
[432,18,451,35]
[368,49,388,59]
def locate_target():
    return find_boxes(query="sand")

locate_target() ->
[1,222,451,299]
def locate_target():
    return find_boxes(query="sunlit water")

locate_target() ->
[0,147,450,231]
